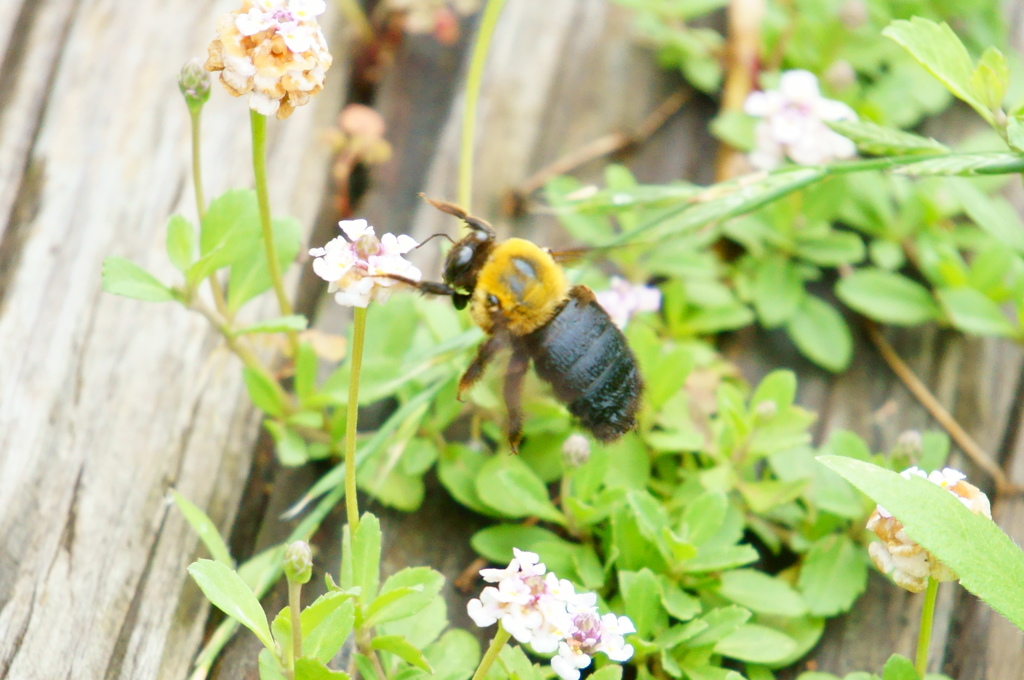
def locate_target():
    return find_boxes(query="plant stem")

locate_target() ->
[250,111,299,351]
[345,306,368,534]
[188,107,230,315]
[470,622,512,680]
[458,0,507,210]
[288,581,303,676]
[336,0,373,43]
[915,577,939,677]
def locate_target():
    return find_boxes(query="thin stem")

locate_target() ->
[863,321,1011,493]
[250,111,298,352]
[188,107,230,315]
[714,0,765,182]
[288,581,303,677]
[915,577,939,677]
[459,0,507,209]
[345,306,368,534]
[188,297,294,413]
[470,622,512,680]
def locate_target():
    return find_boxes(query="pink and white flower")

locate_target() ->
[595,277,661,329]
[743,70,858,170]
[467,548,635,678]
[309,219,421,307]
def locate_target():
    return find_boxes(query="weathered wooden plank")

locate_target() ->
[0,0,348,677]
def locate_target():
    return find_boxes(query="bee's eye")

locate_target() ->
[487,294,499,307]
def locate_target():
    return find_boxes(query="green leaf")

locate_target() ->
[893,153,1024,177]
[424,630,480,680]
[826,120,948,156]
[470,524,566,563]
[475,455,566,525]
[102,256,174,302]
[264,421,309,467]
[835,270,939,325]
[294,658,350,680]
[372,635,432,672]
[201,189,260,255]
[687,605,751,646]
[681,492,728,547]
[937,287,1017,337]
[752,256,803,327]
[259,648,288,680]
[713,624,799,665]
[819,456,1024,630]
[785,295,852,372]
[751,370,797,411]
[794,232,865,267]
[970,47,1009,113]
[366,567,444,627]
[589,667,623,680]
[187,559,273,650]
[171,491,233,567]
[946,180,1024,253]
[346,513,382,605]
[303,597,356,663]
[883,18,993,126]
[881,654,919,680]
[716,570,807,617]
[166,214,196,273]
[619,569,667,638]
[797,535,867,617]
[235,315,309,336]
[228,216,303,311]
[243,367,286,418]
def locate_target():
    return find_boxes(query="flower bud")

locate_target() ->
[754,400,778,420]
[178,58,211,110]
[562,434,591,467]
[284,540,313,585]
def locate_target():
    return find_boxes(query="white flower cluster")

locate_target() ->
[743,70,858,170]
[468,549,635,680]
[867,466,992,593]
[206,0,332,119]
[309,219,422,308]
[595,277,661,329]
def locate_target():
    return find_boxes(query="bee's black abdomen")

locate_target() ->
[523,286,642,441]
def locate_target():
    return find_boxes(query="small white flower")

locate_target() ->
[867,466,991,592]
[309,219,421,308]
[467,548,635,679]
[743,69,858,170]
[595,277,661,329]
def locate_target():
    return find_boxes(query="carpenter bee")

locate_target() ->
[398,197,643,452]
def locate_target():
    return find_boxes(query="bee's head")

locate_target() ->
[442,225,494,291]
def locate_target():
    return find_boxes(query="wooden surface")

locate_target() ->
[1,1,1024,679]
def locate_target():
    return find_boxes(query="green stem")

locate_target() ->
[458,0,507,209]
[250,111,298,352]
[344,306,368,535]
[915,577,939,678]
[470,623,512,680]
[189,107,230,315]
[288,581,302,677]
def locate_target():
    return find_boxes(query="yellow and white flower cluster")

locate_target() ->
[206,0,332,119]
[866,467,991,593]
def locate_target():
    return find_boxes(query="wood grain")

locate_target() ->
[0,0,347,677]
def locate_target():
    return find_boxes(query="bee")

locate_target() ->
[400,197,643,452]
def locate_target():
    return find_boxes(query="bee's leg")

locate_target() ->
[503,347,530,454]
[458,334,505,400]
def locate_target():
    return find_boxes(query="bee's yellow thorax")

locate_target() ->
[470,238,570,335]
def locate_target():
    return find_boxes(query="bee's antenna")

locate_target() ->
[419,193,495,237]
[414,232,457,249]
